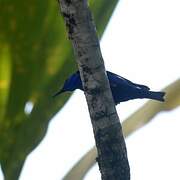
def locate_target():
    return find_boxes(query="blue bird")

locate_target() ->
[54,71,165,104]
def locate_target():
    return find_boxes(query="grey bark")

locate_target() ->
[58,0,130,179]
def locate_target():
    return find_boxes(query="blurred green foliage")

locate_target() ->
[0,0,118,179]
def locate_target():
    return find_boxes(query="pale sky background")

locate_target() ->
[1,0,180,179]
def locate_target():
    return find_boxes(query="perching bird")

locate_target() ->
[54,71,165,104]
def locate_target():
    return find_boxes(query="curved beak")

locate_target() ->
[52,89,65,98]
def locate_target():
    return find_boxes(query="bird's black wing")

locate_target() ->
[107,71,150,90]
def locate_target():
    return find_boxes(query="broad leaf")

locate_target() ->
[0,0,119,179]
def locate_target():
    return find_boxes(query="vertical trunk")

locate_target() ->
[58,0,130,179]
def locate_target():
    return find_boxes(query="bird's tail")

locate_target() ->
[147,91,166,102]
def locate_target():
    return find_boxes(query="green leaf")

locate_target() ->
[0,0,119,179]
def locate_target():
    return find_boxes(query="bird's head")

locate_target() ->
[53,71,82,97]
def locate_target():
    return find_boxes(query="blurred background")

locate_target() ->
[0,0,179,179]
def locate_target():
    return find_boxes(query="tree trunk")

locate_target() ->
[58,0,130,179]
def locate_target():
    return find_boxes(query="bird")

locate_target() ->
[53,71,165,104]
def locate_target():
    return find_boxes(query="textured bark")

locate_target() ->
[58,0,130,179]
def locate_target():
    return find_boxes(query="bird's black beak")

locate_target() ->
[52,89,65,98]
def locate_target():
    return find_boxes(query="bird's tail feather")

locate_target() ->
[147,91,165,102]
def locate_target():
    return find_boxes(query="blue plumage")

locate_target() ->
[54,71,165,104]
